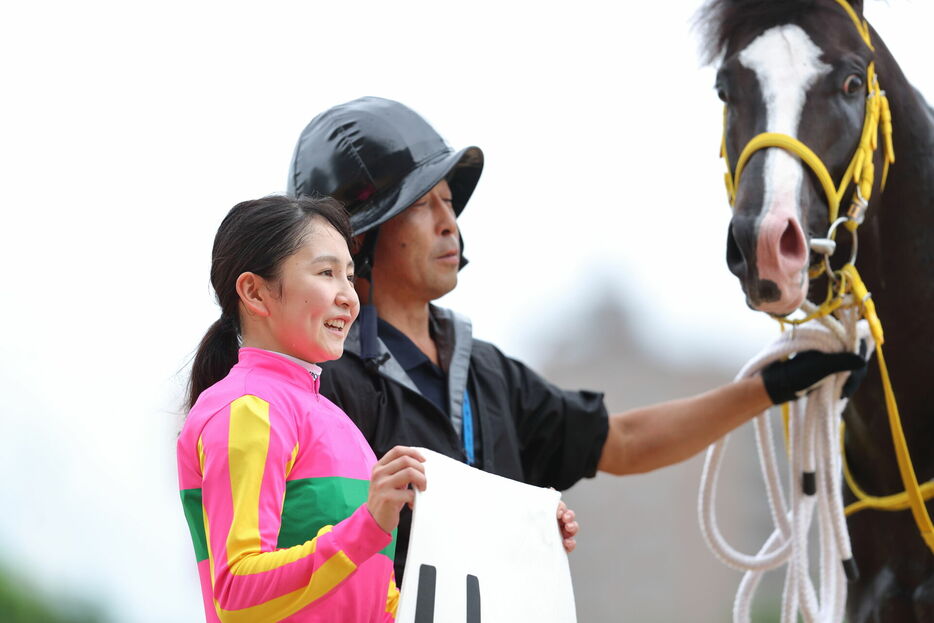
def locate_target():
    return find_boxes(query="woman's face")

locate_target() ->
[263,219,359,363]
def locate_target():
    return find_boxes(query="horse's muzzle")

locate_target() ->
[727,216,808,315]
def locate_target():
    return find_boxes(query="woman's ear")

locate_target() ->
[236,272,272,317]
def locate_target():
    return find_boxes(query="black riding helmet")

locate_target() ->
[287,96,483,272]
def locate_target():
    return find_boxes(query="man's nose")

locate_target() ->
[433,198,457,236]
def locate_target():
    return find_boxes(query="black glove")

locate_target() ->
[840,340,870,399]
[761,349,867,405]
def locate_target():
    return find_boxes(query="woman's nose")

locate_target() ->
[335,282,350,306]
[336,280,359,310]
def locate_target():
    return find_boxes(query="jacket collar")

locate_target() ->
[238,347,321,393]
[343,305,473,416]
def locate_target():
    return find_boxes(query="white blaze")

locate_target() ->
[736,25,831,313]
[739,25,831,221]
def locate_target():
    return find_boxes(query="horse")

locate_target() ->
[700,0,934,620]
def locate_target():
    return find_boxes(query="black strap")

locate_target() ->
[353,227,390,371]
[360,304,389,372]
[354,228,380,281]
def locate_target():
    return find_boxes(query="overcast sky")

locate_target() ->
[2,1,932,620]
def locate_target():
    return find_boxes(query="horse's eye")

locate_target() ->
[717,88,729,103]
[843,74,864,96]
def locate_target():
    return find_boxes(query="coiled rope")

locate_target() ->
[698,305,869,623]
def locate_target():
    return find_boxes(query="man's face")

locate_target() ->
[371,179,460,302]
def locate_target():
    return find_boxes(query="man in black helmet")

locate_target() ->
[287,96,866,581]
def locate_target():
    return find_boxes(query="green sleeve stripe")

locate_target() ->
[181,476,396,564]
[180,488,208,562]
[279,476,396,559]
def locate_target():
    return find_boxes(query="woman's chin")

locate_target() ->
[316,343,345,364]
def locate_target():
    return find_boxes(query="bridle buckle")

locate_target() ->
[847,187,869,225]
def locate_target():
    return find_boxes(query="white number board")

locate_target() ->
[397,448,577,623]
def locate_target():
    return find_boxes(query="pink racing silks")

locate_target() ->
[178,348,398,622]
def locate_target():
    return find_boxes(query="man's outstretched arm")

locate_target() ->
[597,350,866,475]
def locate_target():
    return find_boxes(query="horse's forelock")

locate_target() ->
[697,0,847,65]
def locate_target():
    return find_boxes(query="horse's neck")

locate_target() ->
[865,35,934,293]
[866,36,934,326]
[844,33,934,490]
[877,43,934,188]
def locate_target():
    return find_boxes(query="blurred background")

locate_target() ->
[1,1,931,621]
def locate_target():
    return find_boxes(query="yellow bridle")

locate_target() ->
[723,61,893,232]
[720,5,894,236]
[718,0,934,554]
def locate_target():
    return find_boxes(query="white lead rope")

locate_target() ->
[698,304,871,623]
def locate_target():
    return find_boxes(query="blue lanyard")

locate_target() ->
[462,389,475,466]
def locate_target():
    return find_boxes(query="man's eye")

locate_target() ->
[319,269,333,277]
[347,274,355,284]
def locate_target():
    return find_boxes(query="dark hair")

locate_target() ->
[697,0,836,65]
[187,195,352,409]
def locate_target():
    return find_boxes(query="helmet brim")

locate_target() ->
[349,145,483,236]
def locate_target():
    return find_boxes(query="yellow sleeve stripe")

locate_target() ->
[285,442,299,478]
[199,434,217,586]
[197,436,205,476]
[223,398,338,578]
[204,504,215,589]
[215,551,358,623]
[226,395,271,574]
[386,573,399,616]
[236,525,328,575]
[226,535,318,576]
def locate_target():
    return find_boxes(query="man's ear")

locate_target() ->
[350,234,365,255]
[236,272,272,317]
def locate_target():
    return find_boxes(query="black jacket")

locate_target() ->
[319,306,609,579]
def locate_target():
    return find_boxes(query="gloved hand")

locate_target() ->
[840,340,870,399]
[761,349,867,405]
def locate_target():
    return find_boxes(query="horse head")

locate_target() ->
[708,0,888,315]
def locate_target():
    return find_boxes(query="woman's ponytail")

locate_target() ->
[187,314,240,409]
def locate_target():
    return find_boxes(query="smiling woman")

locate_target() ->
[177,195,428,623]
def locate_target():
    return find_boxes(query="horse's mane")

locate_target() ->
[696,0,842,65]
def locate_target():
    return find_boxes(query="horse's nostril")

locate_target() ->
[780,218,806,260]
[726,222,746,277]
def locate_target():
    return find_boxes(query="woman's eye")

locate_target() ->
[842,74,864,96]
[347,274,355,284]
[319,269,333,277]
